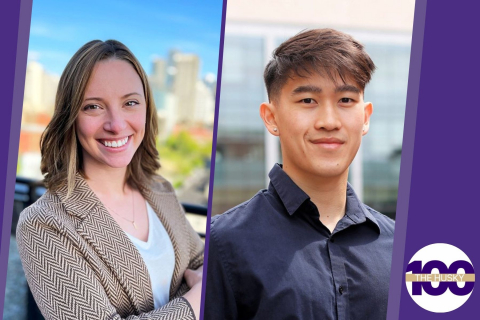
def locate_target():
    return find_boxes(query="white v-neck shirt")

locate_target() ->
[126,201,175,309]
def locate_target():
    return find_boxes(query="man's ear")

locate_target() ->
[260,102,279,136]
[362,102,373,136]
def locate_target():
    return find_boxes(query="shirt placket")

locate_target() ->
[327,235,348,320]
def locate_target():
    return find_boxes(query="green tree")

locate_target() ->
[157,130,212,188]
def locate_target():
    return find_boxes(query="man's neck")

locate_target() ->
[283,164,348,233]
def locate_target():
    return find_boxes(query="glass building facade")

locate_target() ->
[213,36,267,213]
[212,25,411,219]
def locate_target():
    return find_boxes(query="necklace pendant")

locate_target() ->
[133,221,138,229]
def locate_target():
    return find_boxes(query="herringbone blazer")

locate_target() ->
[16,173,204,320]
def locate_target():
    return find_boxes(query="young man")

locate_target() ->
[205,29,395,320]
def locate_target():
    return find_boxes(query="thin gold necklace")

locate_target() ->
[106,190,137,229]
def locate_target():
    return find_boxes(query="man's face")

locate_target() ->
[262,72,372,181]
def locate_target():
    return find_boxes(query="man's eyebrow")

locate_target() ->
[83,92,142,102]
[291,85,322,95]
[335,84,361,94]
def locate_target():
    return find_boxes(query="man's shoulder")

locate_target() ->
[210,189,272,238]
[363,204,395,236]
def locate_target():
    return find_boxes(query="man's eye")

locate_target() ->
[340,98,353,103]
[126,101,139,107]
[83,104,100,111]
[301,98,316,104]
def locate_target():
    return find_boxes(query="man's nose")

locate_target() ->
[314,102,342,131]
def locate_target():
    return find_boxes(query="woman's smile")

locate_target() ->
[97,135,134,153]
[76,59,147,170]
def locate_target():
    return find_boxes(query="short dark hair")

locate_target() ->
[264,28,376,102]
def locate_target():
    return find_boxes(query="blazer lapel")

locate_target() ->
[142,181,189,299]
[55,174,154,314]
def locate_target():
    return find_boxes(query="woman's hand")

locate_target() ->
[185,265,203,288]
[183,266,203,319]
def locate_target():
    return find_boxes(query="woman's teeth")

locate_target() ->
[103,136,129,148]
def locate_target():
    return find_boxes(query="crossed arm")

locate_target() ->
[16,207,204,320]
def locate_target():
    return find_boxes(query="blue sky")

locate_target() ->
[28,0,223,78]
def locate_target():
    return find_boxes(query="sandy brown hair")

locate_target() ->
[264,28,376,102]
[40,40,160,195]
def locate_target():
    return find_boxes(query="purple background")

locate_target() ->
[200,0,227,319]
[0,0,33,315]
[387,0,427,318]
[1,0,479,319]
[390,0,479,318]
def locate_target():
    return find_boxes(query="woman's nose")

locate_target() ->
[103,110,127,133]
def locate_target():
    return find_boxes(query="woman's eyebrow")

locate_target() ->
[83,92,142,102]
[83,97,104,102]
[121,92,142,98]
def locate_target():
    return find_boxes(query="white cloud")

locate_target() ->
[27,50,40,61]
[30,22,78,41]
[204,73,216,83]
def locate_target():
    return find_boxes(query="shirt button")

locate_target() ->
[339,286,344,295]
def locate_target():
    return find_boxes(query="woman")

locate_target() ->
[16,40,204,320]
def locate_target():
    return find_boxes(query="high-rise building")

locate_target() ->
[170,52,200,124]
[150,57,177,139]
[150,57,167,94]
[23,61,59,120]
[19,61,60,179]
[194,80,215,126]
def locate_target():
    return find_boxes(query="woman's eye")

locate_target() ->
[126,101,139,107]
[83,104,101,111]
[301,98,316,104]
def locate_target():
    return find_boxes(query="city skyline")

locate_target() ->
[28,0,222,78]
[19,48,216,182]
[23,49,216,127]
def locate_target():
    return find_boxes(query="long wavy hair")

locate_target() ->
[40,40,160,195]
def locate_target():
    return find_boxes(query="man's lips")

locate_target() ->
[310,137,345,149]
[311,137,345,144]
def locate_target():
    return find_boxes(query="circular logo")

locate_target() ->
[405,243,475,313]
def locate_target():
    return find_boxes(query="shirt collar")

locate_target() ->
[268,163,380,233]
[345,182,380,232]
[268,164,310,216]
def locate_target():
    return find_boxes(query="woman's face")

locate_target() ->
[76,58,147,171]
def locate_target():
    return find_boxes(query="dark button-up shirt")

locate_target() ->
[205,164,394,320]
